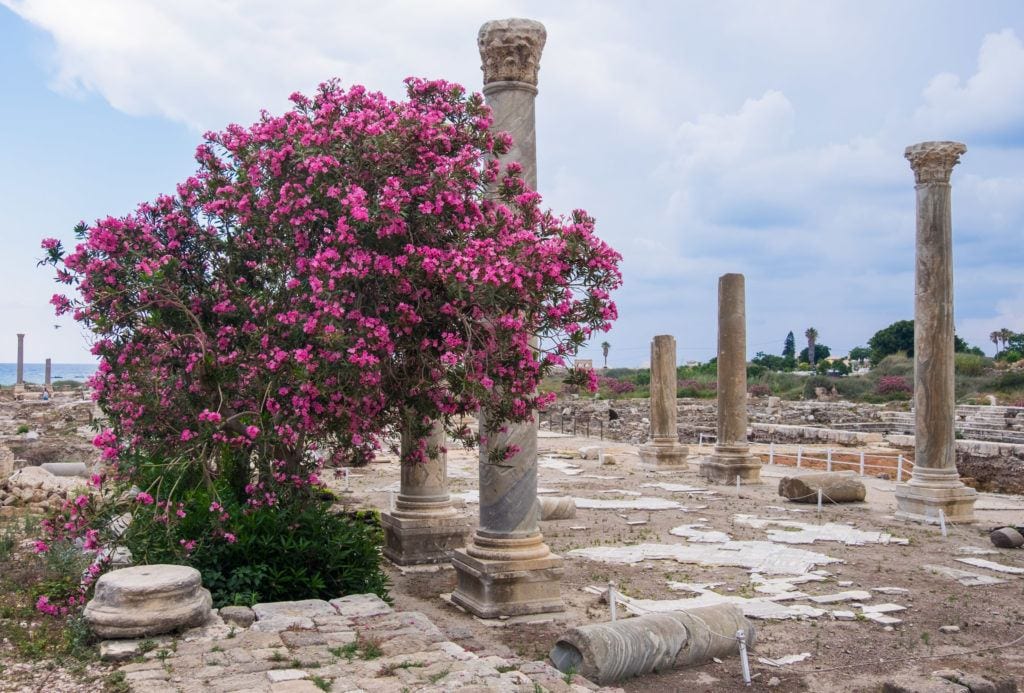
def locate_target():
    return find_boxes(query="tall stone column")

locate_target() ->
[15,334,25,386]
[44,358,52,394]
[451,17,564,618]
[638,335,688,467]
[701,274,761,484]
[895,141,976,523]
[382,417,468,565]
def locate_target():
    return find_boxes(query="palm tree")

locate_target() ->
[1001,328,1015,352]
[601,341,611,369]
[805,327,818,367]
[991,330,1003,354]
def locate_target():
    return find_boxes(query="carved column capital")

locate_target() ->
[905,141,967,184]
[478,18,547,86]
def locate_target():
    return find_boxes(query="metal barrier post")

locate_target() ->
[827,448,833,472]
[897,455,904,482]
[859,451,865,476]
[796,446,802,468]
[769,441,775,465]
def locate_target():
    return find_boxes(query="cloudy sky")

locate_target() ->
[2,0,1022,366]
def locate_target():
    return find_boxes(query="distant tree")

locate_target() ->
[782,331,796,359]
[805,327,819,367]
[849,346,871,361]
[869,319,980,363]
[799,344,830,363]
[752,352,794,372]
[868,320,915,364]
[601,341,611,369]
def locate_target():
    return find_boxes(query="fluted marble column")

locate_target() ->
[451,17,564,618]
[895,141,976,523]
[701,274,761,484]
[15,334,25,387]
[638,335,688,467]
[44,358,52,394]
[382,417,468,565]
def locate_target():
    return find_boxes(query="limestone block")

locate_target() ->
[779,472,866,503]
[538,496,576,521]
[8,466,83,494]
[252,599,334,631]
[578,445,602,460]
[84,565,212,639]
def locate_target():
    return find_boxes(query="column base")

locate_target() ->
[381,512,469,566]
[894,477,976,524]
[700,448,762,484]
[450,542,564,618]
[638,441,690,468]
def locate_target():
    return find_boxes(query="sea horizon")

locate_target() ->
[0,363,97,386]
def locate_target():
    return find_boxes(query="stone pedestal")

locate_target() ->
[382,419,467,566]
[895,141,976,524]
[84,565,212,638]
[638,335,688,467]
[701,274,761,484]
[451,17,564,618]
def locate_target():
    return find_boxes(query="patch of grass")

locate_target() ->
[378,660,424,676]
[15,424,30,434]
[495,664,517,673]
[103,671,130,693]
[310,676,331,692]
[427,667,451,684]
[562,664,577,684]
[329,641,360,661]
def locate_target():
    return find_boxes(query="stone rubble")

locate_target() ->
[110,593,614,692]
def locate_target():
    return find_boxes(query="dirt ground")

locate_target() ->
[335,432,1024,692]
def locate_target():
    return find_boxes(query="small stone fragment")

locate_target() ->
[939,625,960,634]
[219,605,256,628]
[778,472,866,503]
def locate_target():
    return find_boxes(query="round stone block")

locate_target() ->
[990,527,1024,549]
[84,564,212,638]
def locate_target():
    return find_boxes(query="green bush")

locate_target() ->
[993,370,1024,392]
[954,353,988,377]
[873,353,913,378]
[120,480,389,608]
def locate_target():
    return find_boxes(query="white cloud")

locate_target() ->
[914,29,1024,140]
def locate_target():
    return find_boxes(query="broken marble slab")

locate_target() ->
[641,483,717,495]
[954,558,1024,575]
[809,590,872,604]
[569,541,840,575]
[751,573,829,596]
[666,581,725,594]
[733,515,908,546]
[585,585,826,621]
[872,586,911,595]
[864,613,902,626]
[832,610,856,621]
[597,489,643,496]
[538,457,583,475]
[758,653,811,667]
[574,497,683,511]
[955,546,999,556]
[581,474,626,480]
[860,603,906,614]
[924,564,1006,586]
[669,524,732,544]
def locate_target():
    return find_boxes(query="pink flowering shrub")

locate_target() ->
[35,77,620,607]
[41,77,621,492]
[599,376,635,396]
[876,375,913,396]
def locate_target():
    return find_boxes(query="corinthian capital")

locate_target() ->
[478,18,547,86]
[905,141,967,184]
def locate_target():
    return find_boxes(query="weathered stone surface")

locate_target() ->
[252,599,334,632]
[39,461,88,477]
[989,526,1024,549]
[778,472,867,503]
[220,605,256,628]
[478,18,546,85]
[329,594,392,619]
[85,565,212,639]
